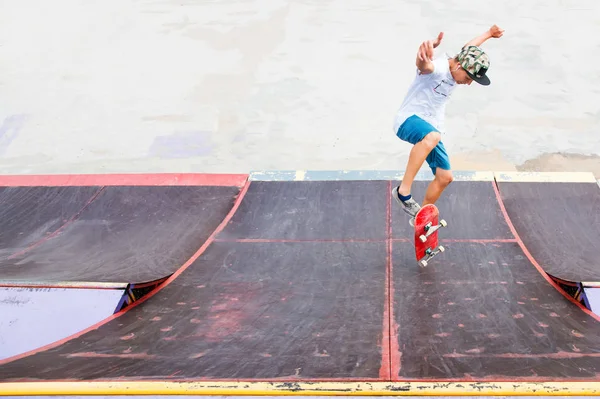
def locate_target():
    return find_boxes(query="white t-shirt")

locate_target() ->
[393,56,456,134]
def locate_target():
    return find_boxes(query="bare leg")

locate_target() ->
[423,168,454,205]
[398,131,441,196]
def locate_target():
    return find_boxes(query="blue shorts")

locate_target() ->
[396,115,451,175]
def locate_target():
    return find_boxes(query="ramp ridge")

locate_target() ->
[494,171,596,183]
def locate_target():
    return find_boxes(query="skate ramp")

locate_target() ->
[495,172,600,283]
[0,171,598,396]
[0,174,246,286]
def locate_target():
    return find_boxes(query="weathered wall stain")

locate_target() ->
[0,115,28,156]
[149,130,214,158]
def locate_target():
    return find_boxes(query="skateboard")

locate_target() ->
[414,204,447,267]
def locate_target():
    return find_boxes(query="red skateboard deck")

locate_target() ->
[414,204,447,267]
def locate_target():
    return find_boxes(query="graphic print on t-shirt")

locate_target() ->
[433,79,454,97]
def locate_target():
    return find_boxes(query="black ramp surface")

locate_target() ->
[2,180,598,382]
[497,182,600,282]
[0,186,101,260]
[392,181,513,240]
[218,180,388,240]
[0,186,240,284]
[0,242,387,380]
[393,241,600,380]
[0,181,388,380]
[392,181,600,380]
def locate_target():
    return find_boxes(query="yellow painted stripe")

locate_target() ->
[1,381,599,396]
[494,171,597,183]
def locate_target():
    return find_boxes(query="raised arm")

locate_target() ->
[463,24,504,48]
[415,32,444,74]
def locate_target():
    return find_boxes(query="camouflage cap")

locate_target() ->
[457,45,490,85]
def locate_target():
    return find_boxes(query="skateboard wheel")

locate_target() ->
[438,245,445,253]
[419,234,427,243]
[440,219,447,227]
[420,260,428,267]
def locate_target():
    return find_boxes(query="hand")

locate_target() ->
[489,24,504,38]
[418,32,444,61]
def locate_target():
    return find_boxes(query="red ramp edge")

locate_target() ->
[0,177,252,366]
[0,173,248,187]
[492,179,600,322]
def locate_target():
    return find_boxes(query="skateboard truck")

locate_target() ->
[419,219,447,243]
[419,245,445,267]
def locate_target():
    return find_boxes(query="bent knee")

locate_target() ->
[436,170,454,186]
[422,131,441,150]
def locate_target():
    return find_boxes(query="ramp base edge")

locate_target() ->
[0,380,599,396]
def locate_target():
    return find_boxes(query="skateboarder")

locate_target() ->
[392,25,504,222]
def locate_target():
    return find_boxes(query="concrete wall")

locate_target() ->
[1,0,599,175]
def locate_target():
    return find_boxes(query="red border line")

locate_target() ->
[379,182,392,380]
[492,180,600,322]
[213,238,517,244]
[0,173,248,187]
[0,180,252,366]
[391,238,516,243]
[214,238,396,243]
[439,238,518,243]
[379,181,400,380]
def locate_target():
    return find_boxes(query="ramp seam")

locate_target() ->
[379,181,393,379]
[212,238,516,243]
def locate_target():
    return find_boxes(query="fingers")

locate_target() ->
[418,42,426,61]
[418,41,434,61]
[433,31,444,47]
[418,32,444,61]
[418,43,426,61]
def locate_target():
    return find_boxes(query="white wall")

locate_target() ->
[1,0,599,174]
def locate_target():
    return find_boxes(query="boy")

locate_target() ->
[392,25,504,224]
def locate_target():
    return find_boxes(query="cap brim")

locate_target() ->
[467,71,490,86]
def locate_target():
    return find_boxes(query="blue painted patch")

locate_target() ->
[249,169,489,182]
[249,170,403,181]
[0,114,28,155]
[149,130,213,159]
